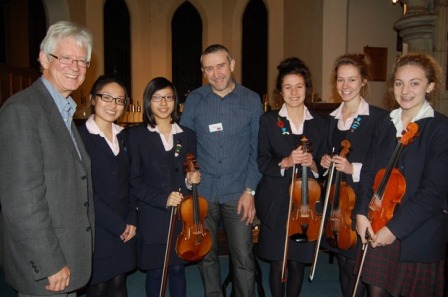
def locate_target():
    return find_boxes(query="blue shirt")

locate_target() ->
[41,76,81,159]
[180,82,262,203]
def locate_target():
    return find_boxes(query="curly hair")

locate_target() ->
[276,57,313,104]
[386,52,441,109]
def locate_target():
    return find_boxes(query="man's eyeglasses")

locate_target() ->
[49,53,90,68]
[96,94,128,106]
[151,95,175,102]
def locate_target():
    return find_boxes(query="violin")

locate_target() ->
[351,122,418,297]
[368,122,418,233]
[289,136,322,243]
[281,136,322,282]
[176,153,212,262]
[309,140,354,281]
[326,139,357,250]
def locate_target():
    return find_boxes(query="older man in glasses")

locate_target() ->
[0,21,94,297]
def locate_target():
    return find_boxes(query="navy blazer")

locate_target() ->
[127,124,197,249]
[354,112,448,262]
[326,105,389,191]
[78,126,136,283]
[256,109,329,229]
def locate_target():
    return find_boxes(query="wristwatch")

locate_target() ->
[245,187,256,196]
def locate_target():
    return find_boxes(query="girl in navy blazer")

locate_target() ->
[355,53,448,297]
[127,77,200,297]
[78,75,137,297]
[256,57,328,297]
[319,54,388,297]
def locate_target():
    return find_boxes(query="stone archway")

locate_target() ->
[41,0,70,26]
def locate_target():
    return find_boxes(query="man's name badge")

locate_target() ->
[209,123,223,132]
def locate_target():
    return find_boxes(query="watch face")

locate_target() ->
[246,188,255,195]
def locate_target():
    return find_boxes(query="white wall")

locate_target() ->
[345,0,403,108]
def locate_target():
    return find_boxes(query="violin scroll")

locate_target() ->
[184,153,199,175]
[339,139,351,158]
[399,122,418,145]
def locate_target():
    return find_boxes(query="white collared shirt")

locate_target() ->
[328,98,370,183]
[278,103,314,135]
[278,104,318,178]
[390,100,434,137]
[147,123,184,151]
[85,115,123,156]
[330,97,370,131]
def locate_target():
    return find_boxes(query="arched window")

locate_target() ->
[172,2,202,103]
[242,0,268,100]
[28,0,46,70]
[0,0,45,69]
[104,0,131,97]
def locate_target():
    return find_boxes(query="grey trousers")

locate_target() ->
[198,198,255,297]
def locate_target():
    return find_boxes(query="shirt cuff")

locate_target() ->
[352,162,362,183]
[185,177,192,190]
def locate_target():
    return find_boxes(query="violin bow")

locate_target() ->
[159,188,181,297]
[351,229,371,297]
[281,163,297,283]
[309,149,336,281]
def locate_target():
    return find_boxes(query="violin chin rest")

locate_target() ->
[290,233,308,243]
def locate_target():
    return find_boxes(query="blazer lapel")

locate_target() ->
[72,122,91,170]
[148,129,168,156]
[276,111,297,150]
[35,80,86,162]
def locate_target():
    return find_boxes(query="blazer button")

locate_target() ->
[81,175,87,180]
[86,226,91,232]
[84,202,89,207]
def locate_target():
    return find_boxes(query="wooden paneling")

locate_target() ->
[0,64,40,108]
[307,102,340,116]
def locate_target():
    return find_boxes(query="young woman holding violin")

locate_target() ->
[354,52,448,297]
[319,53,388,297]
[256,57,328,296]
[127,77,201,297]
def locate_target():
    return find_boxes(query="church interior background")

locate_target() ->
[1,0,447,119]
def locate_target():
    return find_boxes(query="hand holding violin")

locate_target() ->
[187,171,201,185]
[370,226,396,248]
[320,154,353,174]
[281,146,316,171]
[356,214,396,248]
[356,214,374,245]
[332,155,353,174]
[320,154,332,169]
[167,191,183,207]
